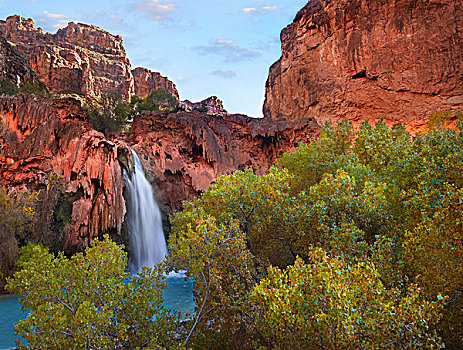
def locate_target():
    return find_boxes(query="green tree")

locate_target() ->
[0,77,19,95]
[168,210,258,348]
[0,187,35,291]
[7,236,180,350]
[87,93,131,134]
[131,89,179,114]
[252,250,444,349]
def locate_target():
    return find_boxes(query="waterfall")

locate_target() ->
[124,149,168,274]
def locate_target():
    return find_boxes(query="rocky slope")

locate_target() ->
[0,15,177,100]
[180,96,228,116]
[0,94,131,252]
[264,0,463,133]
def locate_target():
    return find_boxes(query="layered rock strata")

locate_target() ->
[0,15,178,101]
[0,15,134,99]
[0,33,41,87]
[264,0,463,133]
[132,67,179,99]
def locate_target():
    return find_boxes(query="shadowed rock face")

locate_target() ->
[264,0,463,133]
[128,111,319,209]
[0,94,130,253]
[0,33,41,86]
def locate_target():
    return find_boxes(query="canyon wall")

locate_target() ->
[0,94,319,251]
[264,0,463,133]
[0,94,130,252]
[0,16,178,101]
[128,111,318,209]
[0,33,41,87]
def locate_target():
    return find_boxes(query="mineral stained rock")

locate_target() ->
[128,111,318,209]
[0,94,130,252]
[0,94,319,250]
[263,0,463,133]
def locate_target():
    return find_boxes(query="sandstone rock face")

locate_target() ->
[0,33,40,86]
[132,67,179,100]
[128,111,319,209]
[0,15,180,102]
[0,15,134,99]
[264,0,463,133]
[181,96,228,116]
[0,94,130,252]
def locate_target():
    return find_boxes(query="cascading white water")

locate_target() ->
[124,149,168,274]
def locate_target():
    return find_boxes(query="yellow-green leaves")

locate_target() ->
[6,236,179,350]
[252,250,444,349]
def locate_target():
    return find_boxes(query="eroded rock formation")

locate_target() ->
[264,0,463,133]
[0,15,178,101]
[181,96,228,116]
[128,111,318,209]
[0,33,41,87]
[132,67,179,100]
[0,15,134,99]
[0,92,319,251]
[0,94,130,252]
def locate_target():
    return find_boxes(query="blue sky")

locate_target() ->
[0,0,308,117]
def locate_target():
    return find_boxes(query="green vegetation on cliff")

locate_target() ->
[87,89,179,134]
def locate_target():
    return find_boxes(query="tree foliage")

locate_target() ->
[0,187,36,290]
[131,89,179,114]
[7,236,180,350]
[252,251,443,349]
[7,118,463,348]
[87,89,179,134]
[168,119,463,348]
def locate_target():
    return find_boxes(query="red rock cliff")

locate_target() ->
[128,111,319,209]
[0,93,319,248]
[264,0,463,133]
[0,33,41,87]
[0,94,130,252]
[0,15,178,101]
[0,15,134,99]
[132,67,179,100]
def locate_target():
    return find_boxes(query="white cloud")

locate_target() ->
[136,0,178,22]
[241,8,257,13]
[53,19,71,29]
[211,68,237,79]
[241,5,281,16]
[194,39,260,62]
[43,11,67,19]
[262,6,278,11]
